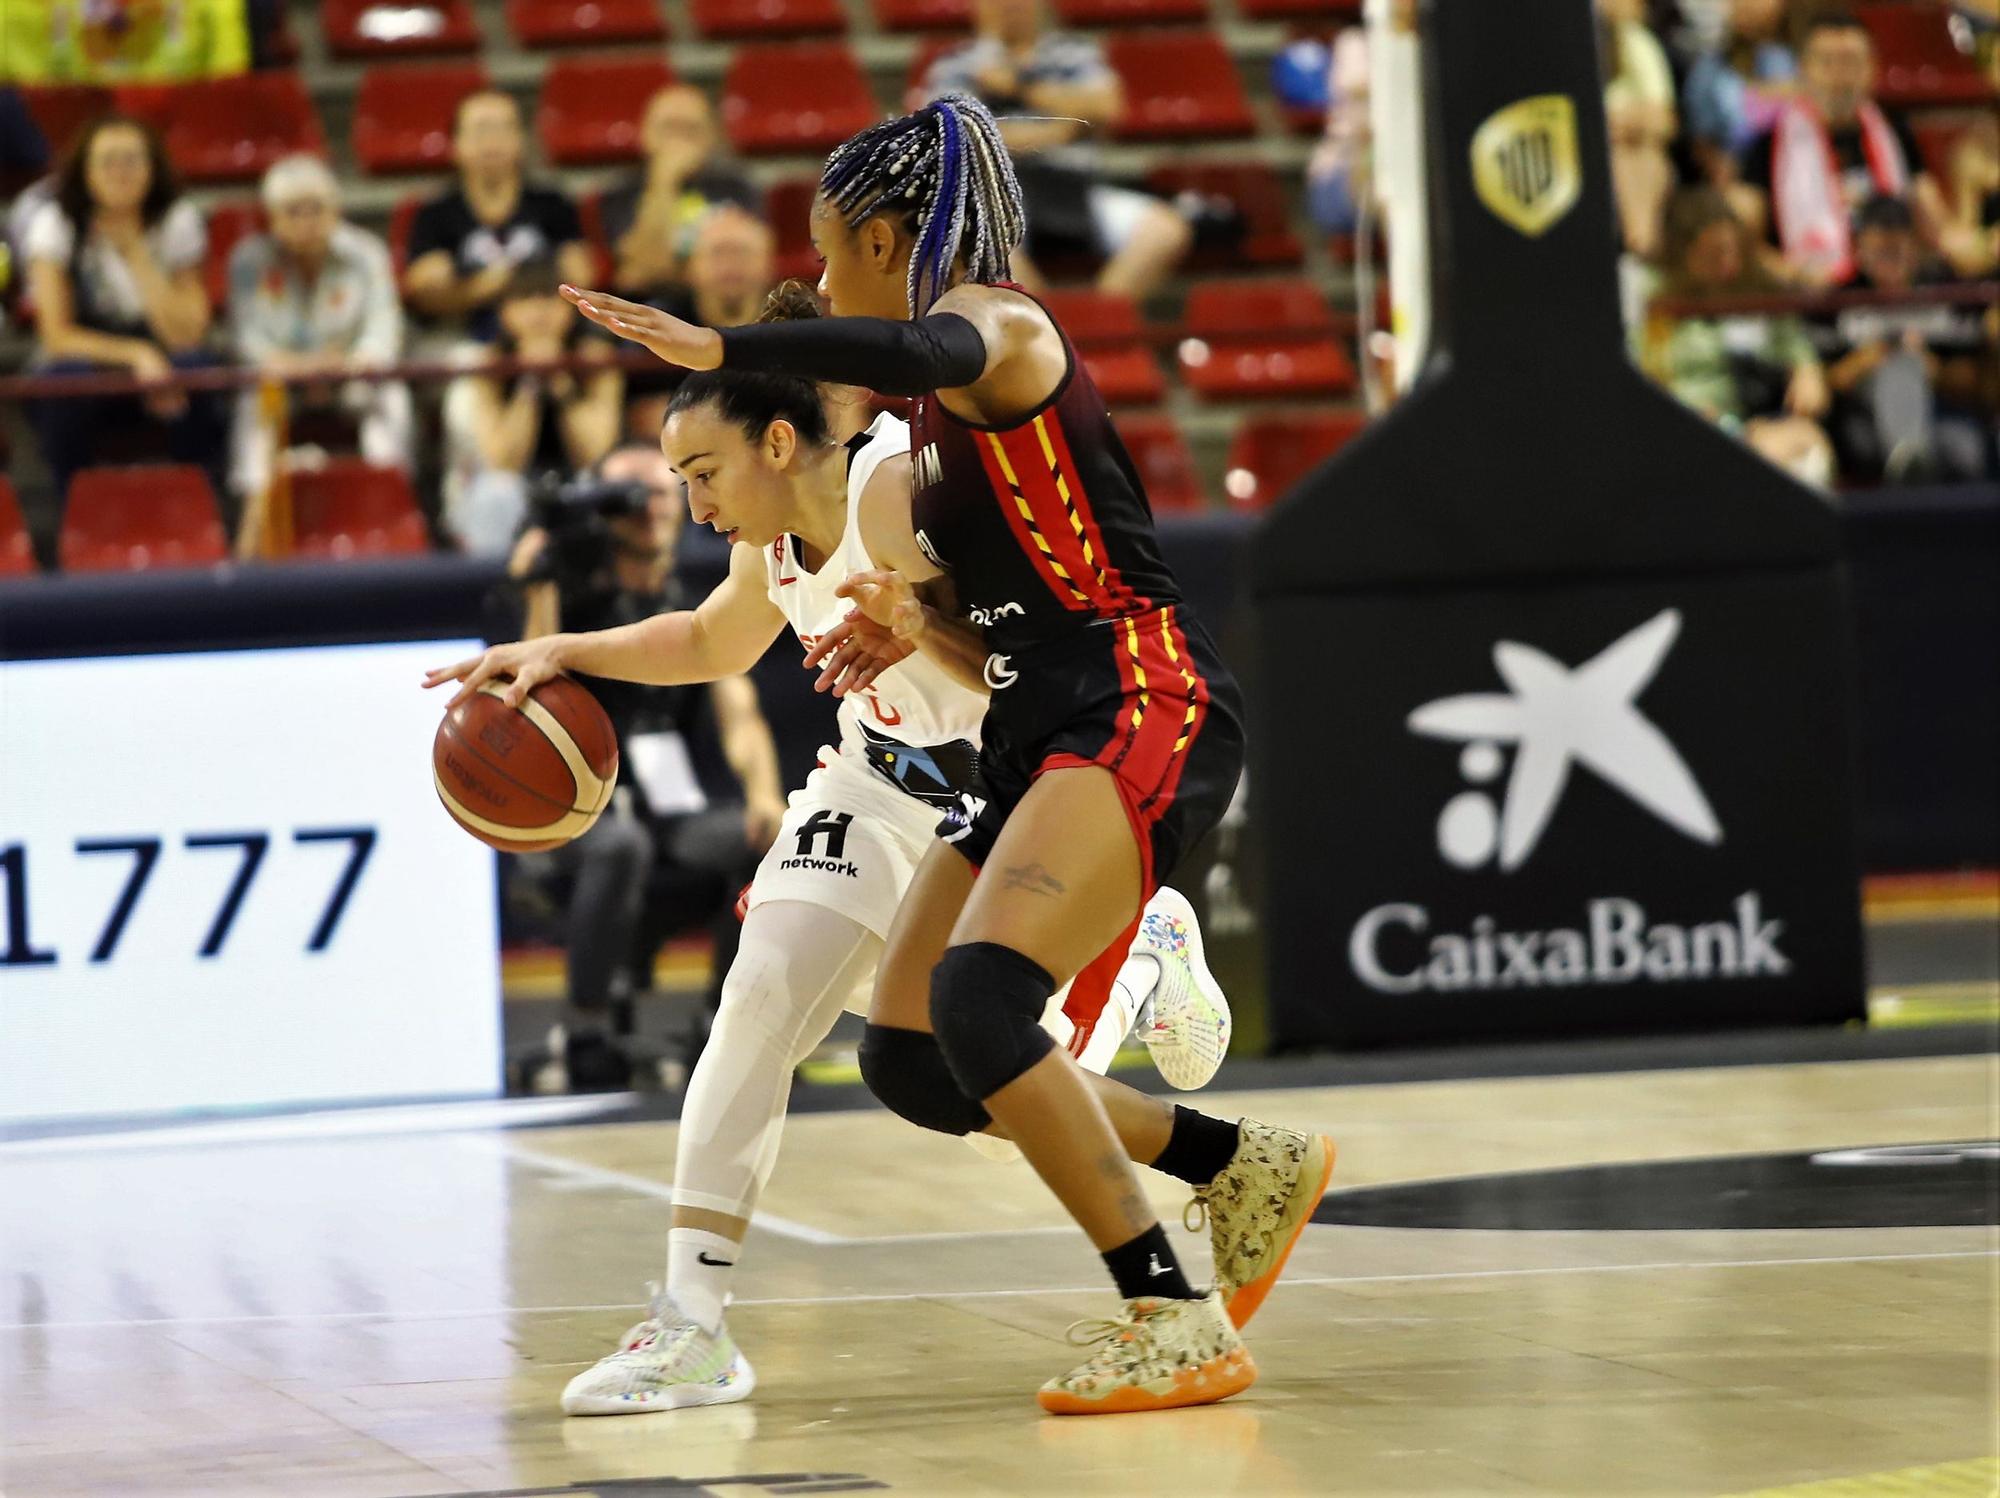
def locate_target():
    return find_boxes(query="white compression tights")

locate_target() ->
[669,896,1159,1222]
[670,899,882,1222]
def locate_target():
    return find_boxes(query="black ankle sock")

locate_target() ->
[1150,1106,1242,1187]
[1102,1223,1198,1301]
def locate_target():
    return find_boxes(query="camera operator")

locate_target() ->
[505,441,787,1091]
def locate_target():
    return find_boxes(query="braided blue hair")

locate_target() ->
[820,94,1027,316]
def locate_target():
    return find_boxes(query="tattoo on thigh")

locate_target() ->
[999,861,1066,897]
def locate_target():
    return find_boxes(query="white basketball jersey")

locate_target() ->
[764,413,989,800]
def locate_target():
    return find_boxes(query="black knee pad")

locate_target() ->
[857,1023,991,1136]
[929,942,1057,1103]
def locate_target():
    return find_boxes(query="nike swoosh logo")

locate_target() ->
[696,1252,735,1267]
[777,577,797,586]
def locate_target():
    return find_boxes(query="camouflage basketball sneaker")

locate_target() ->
[1134,886,1233,1091]
[560,1288,755,1416]
[1189,1121,1337,1328]
[1037,1290,1257,1415]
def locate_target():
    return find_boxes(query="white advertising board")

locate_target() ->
[0,641,501,1124]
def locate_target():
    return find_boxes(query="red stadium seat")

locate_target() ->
[1856,3,1993,107]
[1177,278,1356,401]
[1114,414,1204,512]
[59,466,229,574]
[353,62,491,175]
[203,200,267,309]
[506,0,667,47]
[1238,0,1357,18]
[1055,0,1205,25]
[1037,289,1164,406]
[692,0,843,38]
[872,0,970,32]
[123,73,325,184]
[1146,161,1304,269]
[18,85,115,159]
[288,461,431,558]
[323,0,482,58]
[767,176,824,282]
[1222,409,1367,509]
[1106,32,1254,141]
[723,43,878,156]
[0,476,39,577]
[540,55,674,166]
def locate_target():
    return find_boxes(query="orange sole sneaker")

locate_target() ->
[1222,1133,1337,1330]
[1037,1347,1258,1416]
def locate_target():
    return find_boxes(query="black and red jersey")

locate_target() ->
[909,293,1183,654]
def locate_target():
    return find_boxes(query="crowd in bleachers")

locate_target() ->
[0,0,1992,575]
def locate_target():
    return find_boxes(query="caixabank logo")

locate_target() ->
[1349,609,1791,995]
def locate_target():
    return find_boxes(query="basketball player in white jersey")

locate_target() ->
[424,287,1233,1416]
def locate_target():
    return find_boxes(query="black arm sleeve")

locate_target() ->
[718,312,988,396]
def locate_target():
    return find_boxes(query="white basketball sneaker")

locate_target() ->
[1134,887,1232,1091]
[560,1288,755,1416]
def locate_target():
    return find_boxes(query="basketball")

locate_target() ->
[432,676,620,853]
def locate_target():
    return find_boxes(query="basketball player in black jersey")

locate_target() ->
[561,94,1334,1414]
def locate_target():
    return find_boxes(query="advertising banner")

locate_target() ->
[0,640,501,1123]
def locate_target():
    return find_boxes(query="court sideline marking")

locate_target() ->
[462,1136,1075,1245]
[5,1250,1992,1333]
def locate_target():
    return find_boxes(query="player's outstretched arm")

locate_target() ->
[423,544,785,707]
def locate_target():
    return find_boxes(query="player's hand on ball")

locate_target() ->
[560,285,723,370]
[423,637,570,711]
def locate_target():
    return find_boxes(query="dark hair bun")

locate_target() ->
[758,280,825,323]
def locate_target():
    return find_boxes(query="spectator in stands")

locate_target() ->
[403,91,596,343]
[919,0,1196,300]
[227,155,412,501]
[624,207,778,437]
[1645,187,1835,487]
[0,89,52,329]
[446,259,623,554]
[23,114,228,505]
[504,440,785,1091]
[599,85,761,304]
[0,87,50,197]
[1815,195,1996,481]
[1305,28,1373,235]
[1940,112,1998,277]
[1598,0,1680,259]
[1681,0,1798,203]
[1739,12,1962,285]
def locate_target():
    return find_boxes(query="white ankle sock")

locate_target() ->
[1114,950,1161,1031]
[666,1228,738,1334]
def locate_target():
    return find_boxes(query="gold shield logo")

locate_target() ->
[1470,94,1581,238]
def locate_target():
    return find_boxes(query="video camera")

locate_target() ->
[527,473,654,595]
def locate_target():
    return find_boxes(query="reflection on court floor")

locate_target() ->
[2,1056,1993,1497]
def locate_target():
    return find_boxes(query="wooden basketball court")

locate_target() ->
[5,1048,1994,1497]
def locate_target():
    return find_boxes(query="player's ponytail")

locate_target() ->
[667,282,832,447]
[818,94,1026,316]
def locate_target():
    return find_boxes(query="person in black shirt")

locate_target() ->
[1812,195,1996,481]
[402,90,596,342]
[1737,12,1958,283]
[597,84,761,304]
[447,259,623,553]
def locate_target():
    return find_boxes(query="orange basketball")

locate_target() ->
[432,676,620,853]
